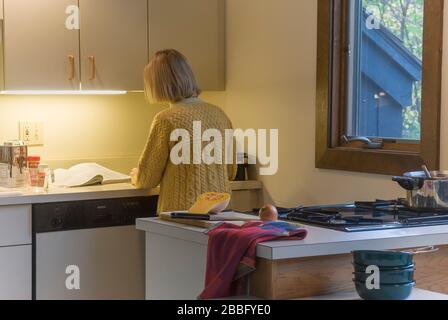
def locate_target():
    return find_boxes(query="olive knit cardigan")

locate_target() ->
[135,98,237,213]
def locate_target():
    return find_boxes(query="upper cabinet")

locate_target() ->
[0,1,4,90]
[1,0,225,92]
[3,0,80,90]
[148,0,225,91]
[79,0,148,91]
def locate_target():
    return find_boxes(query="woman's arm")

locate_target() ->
[135,113,171,189]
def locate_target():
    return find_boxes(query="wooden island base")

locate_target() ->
[249,245,448,300]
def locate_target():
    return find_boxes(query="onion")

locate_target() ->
[259,204,279,222]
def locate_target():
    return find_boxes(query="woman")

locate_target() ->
[131,49,237,213]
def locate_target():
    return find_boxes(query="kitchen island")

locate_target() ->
[136,217,448,300]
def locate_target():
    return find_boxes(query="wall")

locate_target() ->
[0,0,445,207]
[0,91,225,174]
[224,0,448,206]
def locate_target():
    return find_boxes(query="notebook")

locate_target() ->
[53,163,131,188]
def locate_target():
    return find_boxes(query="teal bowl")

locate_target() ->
[353,268,415,285]
[354,280,415,300]
[353,262,415,272]
[353,250,414,268]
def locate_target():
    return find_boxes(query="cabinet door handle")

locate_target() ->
[68,55,75,80]
[89,56,96,80]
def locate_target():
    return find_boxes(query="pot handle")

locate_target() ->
[392,176,424,191]
[402,246,439,255]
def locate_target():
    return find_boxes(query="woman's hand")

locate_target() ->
[130,168,139,186]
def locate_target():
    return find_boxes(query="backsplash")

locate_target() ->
[0,91,226,173]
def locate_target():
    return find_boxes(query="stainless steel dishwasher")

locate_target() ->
[32,196,157,300]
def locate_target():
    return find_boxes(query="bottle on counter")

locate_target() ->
[27,156,41,188]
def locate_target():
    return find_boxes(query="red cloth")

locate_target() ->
[199,221,308,299]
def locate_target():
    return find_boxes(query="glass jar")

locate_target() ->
[27,156,41,188]
[37,164,50,191]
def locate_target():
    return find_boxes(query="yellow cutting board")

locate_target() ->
[159,212,259,228]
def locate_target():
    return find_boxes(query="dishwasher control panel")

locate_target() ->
[33,196,158,233]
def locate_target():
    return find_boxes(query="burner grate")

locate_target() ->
[274,199,448,232]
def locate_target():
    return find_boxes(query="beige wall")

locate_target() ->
[0,0,445,208]
[0,91,225,174]
[224,0,448,206]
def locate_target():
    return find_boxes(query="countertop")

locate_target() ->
[0,180,262,206]
[136,215,448,260]
[296,288,448,300]
[225,288,448,300]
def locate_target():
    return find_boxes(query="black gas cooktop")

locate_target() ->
[269,200,448,232]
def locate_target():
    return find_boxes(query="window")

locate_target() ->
[347,0,424,141]
[316,0,443,175]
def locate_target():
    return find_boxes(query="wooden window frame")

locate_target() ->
[316,0,444,175]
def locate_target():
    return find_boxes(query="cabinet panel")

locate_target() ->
[3,0,80,90]
[0,205,31,247]
[0,4,4,91]
[79,0,148,91]
[0,245,32,300]
[148,0,225,91]
[145,232,206,299]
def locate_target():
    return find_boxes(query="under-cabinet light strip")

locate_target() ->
[0,90,128,95]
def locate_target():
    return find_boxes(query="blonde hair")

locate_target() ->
[144,49,201,103]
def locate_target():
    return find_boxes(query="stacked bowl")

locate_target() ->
[352,250,416,300]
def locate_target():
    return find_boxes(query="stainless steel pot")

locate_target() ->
[393,171,448,209]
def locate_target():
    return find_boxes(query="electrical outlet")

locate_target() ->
[19,121,44,146]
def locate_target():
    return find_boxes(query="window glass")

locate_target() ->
[346,0,424,141]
